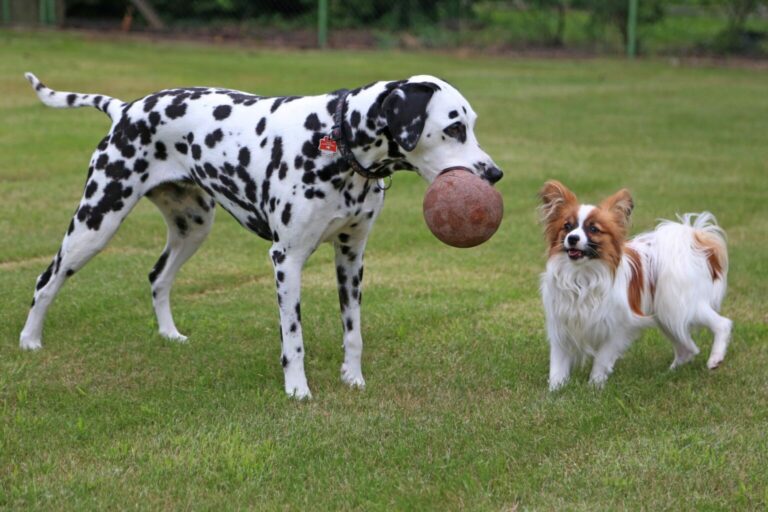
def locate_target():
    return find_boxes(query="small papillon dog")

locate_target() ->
[538,181,731,390]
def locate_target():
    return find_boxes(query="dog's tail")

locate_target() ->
[24,72,125,122]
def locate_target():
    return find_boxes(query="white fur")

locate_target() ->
[542,212,731,390]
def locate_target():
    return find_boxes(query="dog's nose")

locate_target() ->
[567,234,580,246]
[483,166,503,184]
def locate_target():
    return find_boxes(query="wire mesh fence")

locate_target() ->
[3,1,767,56]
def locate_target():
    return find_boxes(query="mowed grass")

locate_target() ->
[1,30,767,510]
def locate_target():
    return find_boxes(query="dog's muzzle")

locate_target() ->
[483,166,503,184]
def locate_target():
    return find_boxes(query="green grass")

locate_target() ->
[1,30,767,510]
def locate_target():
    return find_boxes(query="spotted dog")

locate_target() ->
[20,72,503,398]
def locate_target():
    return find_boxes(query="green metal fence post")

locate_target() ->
[38,0,57,25]
[49,0,57,24]
[1,0,10,24]
[627,0,638,58]
[318,0,328,48]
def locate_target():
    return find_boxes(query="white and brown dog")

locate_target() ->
[538,181,731,390]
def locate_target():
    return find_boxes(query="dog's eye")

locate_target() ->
[564,222,573,231]
[589,225,600,234]
[443,122,466,142]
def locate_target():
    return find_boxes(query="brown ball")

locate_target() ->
[422,168,504,248]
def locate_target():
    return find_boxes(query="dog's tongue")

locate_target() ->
[568,249,583,259]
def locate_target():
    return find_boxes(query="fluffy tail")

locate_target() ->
[24,72,125,122]
[676,212,729,283]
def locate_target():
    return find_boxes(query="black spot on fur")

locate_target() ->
[84,181,98,199]
[238,147,250,167]
[338,285,349,308]
[165,103,187,119]
[350,110,361,127]
[191,144,202,160]
[271,249,286,265]
[255,118,266,135]
[174,142,188,154]
[281,355,289,368]
[304,113,322,131]
[155,142,168,160]
[66,94,76,106]
[213,105,232,120]
[143,95,159,112]
[295,302,301,322]
[205,129,223,148]
[36,261,54,290]
[346,318,353,331]
[149,250,169,283]
[175,216,188,236]
[449,110,459,119]
[148,111,161,128]
[105,160,131,180]
[134,158,149,174]
[281,203,292,225]
[66,269,75,277]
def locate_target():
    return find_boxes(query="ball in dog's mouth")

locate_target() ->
[422,167,503,248]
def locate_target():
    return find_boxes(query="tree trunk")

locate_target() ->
[129,0,165,30]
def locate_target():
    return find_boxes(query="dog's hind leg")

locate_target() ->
[334,233,369,389]
[658,323,701,370]
[145,182,215,342]
[20,173,142,350]
[696,306,732,370]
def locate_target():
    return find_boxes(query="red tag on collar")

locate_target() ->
[318,136,337,153]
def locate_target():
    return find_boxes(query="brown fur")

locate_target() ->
[538,180,579,258]
[694,231,727,280]
[624,246,645,316]
[583,207,626,273]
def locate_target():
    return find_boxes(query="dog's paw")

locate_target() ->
[588,374,608,389]
[341,363,366,389]
[707,354,725,370]
[19,336,42,351]
[670,346,698,370]
[548,373,570,392]
[285,383,312,400]
[284,366,312,400]
[160,330,188,343]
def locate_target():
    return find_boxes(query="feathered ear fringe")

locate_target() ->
[600,188,634,229]
[538,180,577,225]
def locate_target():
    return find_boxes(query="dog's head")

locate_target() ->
[538,180,633,270]
[382,75,502,184]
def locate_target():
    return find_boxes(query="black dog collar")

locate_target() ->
[329,90,395,180]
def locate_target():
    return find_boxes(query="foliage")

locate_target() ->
[584,0,667,49]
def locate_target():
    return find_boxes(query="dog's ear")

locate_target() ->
[601,188,634,227]
[382,82,439,152]
[538,180,577,224]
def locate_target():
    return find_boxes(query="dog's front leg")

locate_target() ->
[270,245,311,399]
[334,234,368,389]
[549,341,573,391]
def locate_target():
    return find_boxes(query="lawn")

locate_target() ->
[1,30,767,510]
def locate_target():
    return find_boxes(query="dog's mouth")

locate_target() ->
[567,249,585,260]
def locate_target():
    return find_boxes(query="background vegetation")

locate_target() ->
[58,0,768,55]
[1,30,767,509]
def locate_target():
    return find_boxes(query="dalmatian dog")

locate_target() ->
[20,72,503,399]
